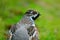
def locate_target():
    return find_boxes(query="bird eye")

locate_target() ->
[33,11,37,15]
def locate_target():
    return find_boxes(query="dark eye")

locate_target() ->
[32,11,37,15]
[25,10,38,15]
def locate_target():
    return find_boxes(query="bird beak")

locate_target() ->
[32,13,40,20]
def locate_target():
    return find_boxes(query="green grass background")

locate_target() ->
[0,0,60,40]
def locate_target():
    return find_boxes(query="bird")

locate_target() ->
[8,10,40,40]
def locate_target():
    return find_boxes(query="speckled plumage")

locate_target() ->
[8,10,40,40]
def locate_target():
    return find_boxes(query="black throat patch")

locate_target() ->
[32,14,40,20]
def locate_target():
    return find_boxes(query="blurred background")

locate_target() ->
[0,0,60,40]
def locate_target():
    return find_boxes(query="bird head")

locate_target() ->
[25,10,40,20]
